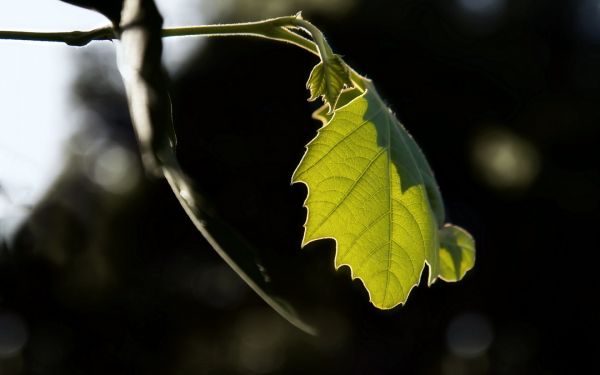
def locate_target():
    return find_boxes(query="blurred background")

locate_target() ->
[1,0,598,374]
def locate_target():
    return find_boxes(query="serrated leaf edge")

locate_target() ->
[292,89,439,310]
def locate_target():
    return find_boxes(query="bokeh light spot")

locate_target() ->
[472,126,540,190]
[86,143,140,194]
[457,0,505,16]
[0,312,28,359]
[450,0,507,34]
[234,309,287,373]
[446,312,494,359]
[576,0,600,42]
[192,264,247,309]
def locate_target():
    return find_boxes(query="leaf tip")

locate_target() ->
[437,224,476,282]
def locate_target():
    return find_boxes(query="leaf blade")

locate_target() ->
[293,83,473,308]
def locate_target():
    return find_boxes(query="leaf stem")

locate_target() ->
[283,17,367,91]
[161,16,319,57]
[0,26,115,46]
[0,16,319,54]
[0,15,366,88]
[284,17,334,61]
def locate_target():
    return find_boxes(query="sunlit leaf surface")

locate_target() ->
[294,82,474,308]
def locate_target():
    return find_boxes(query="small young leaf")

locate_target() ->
[293,81,475,309]
[306,54,353,112]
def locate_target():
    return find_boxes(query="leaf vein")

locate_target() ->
[295,104,386,178]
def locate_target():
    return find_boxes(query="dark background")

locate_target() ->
[1,0,598,374]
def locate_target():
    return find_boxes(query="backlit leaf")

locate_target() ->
[293,80,474,309]
[438,224,475,282]
[306,54,352,112]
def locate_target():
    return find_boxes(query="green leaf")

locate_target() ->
[306,55,352,112]
[293,81,474,309]
[438,224,475,282]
